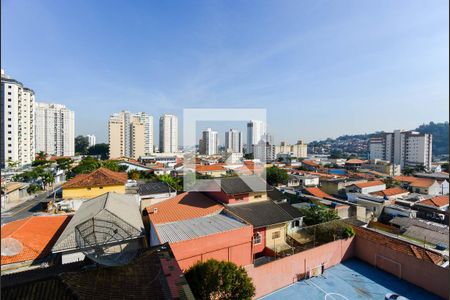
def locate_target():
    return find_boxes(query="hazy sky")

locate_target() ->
[2,0,448,144]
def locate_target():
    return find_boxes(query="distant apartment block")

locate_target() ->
[370,130,432,170]
[199,128,219,155]
[247,120,266,154]
[275,140,308,158]
[159,114,178,153]
[225,129,242,153]
[86,134,96,147]
[35,103,75,157]
[0,69,35,168]
[108,111,153,159]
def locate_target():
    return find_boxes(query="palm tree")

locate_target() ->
[36,151,47,161]
[41,172,55,189]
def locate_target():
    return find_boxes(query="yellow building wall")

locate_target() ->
[248,192,268,203]
[63,185,125,199]
[265,223,287,250]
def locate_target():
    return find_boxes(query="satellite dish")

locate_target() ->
[1,238,23,256]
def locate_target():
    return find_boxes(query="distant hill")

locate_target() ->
[415,122,449,156]
[310,121,449,156]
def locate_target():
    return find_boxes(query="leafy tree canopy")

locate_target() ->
[298,205,339,226]
[75,135,90,155]
[185,259,255,300]
[265,166,288,186]
[87,143,109,160]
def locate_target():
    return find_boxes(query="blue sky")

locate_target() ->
[2,0,448,144]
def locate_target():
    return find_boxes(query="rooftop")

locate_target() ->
[146,192,223,224]
[372,187,409,197]
[303,187,335,200]
[225,200,295,228]
[418,195,449,208]
[196,164,226,172]
[1,216,71,265]
[345,159,366,164]
[351,180,385,188]
[63,168,128,189]
[137,181,174,196]
[409,178,437,188]
[155,213,248,243]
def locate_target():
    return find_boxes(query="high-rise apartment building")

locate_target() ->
[225,129,242,153]
[275,140,308,158]
[246,120,266,154]
[35,103,75,157]
[199,128,219,155]
[86,134,96,147]
[1,69,35,168]
[369,130,432,170]
[159,114,178,153]
[108,111,153,159]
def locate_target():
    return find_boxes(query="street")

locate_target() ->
[1,187,61,225]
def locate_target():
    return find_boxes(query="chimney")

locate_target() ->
[153,208,158,214]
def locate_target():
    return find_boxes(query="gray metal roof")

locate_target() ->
[52,192,144,252]
[155,213,247,243]
[403,225,449,246]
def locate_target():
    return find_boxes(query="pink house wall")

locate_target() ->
[252,227,266,254]
[354,234,449,299]
[246,238,355,299]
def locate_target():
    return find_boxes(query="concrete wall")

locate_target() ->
[265,223,287,250]
[354,232,448,299]
[246,238,354,299]
[169,225,253,271]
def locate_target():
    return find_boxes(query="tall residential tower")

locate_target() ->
[1,69,35,168]
[159,114,178,153]
[225,129,243,153]
[35,103,75,157]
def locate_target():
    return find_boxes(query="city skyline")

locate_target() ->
[2,0,449,144]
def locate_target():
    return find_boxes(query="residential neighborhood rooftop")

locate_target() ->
[63,168,128,189]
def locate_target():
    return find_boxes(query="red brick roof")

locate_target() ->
[352,226,444,265]
[1,216,70,265]
[409,179,436,188]
[302,160,320,167]
[304,187,335,200]
[393,176,419,183]
[419,195,449,208]
[145,192,223,224]
[63,167,128,189]
[352,180,385,189]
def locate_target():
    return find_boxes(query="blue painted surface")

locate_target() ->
[328,169,347,175]
[261,259,441,300]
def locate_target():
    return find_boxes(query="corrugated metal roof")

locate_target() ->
[155,213,247,243]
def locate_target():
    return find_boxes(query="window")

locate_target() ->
[254,194,262,199]
[99,187,103,189]
[253,232,261,245]
[87,188,91,190]
[292,220,300,227]
[271,231,281,239]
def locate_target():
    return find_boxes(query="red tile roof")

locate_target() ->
[352,180,385,189]
[63,167,128,189]
[1,216,70,265]
[375,187,409,197]
[393,176,419,183]
[346,159,366,164]
[304,187,335,200]
[419,195,449,208]
[352,226,444,265]
[409,179,436,188]
[145,192,223,224]
[302,160,320,167]
[196,165,226,172]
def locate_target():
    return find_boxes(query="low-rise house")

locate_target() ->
[347,193,393,219]
[287,174,319,188]
[371,187,410,200]
[345,180,386,194]
[145,192,253,270]
[136,181,177,208]
[1,182,30,205]
[301,160,320,171]
[414,195,449,222]
[196,164,228,178]
[62,168,128,199]
[117,160,153,172]
[320,178,368,196]
[302,187,337,201]
[344,159,367,171]
[52,192,145,265]
[1,216,70,273]
[409,179,448,196]
[363,159,401,176]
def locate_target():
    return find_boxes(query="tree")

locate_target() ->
[185,259,255,300]
[36,151,47,161]
[384,177,400,188]
[402,167,414,176]
[442,163,449,173]
[102,160,127,172]
[41,172,55,189]
[243,153,254,160]
[87,143,109,160]
[265,166,288,186]
[298,205,339,226]
[158,174,182,191]
[56,157,73,171]
[75,135,89,154]
[70,156,102,176]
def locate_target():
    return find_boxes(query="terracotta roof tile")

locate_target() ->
[419,195,449,208]
[1,216,70,265]
[304,187,335,200]
[409,179,436,188]
[63,168,128,189]
[352,226,443,265]
[353,180,385,189]
[346,159,367,164]
[377,187,409,197]
[393,176,419,183]
[196,165,226,172]
[145,192,223,224]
